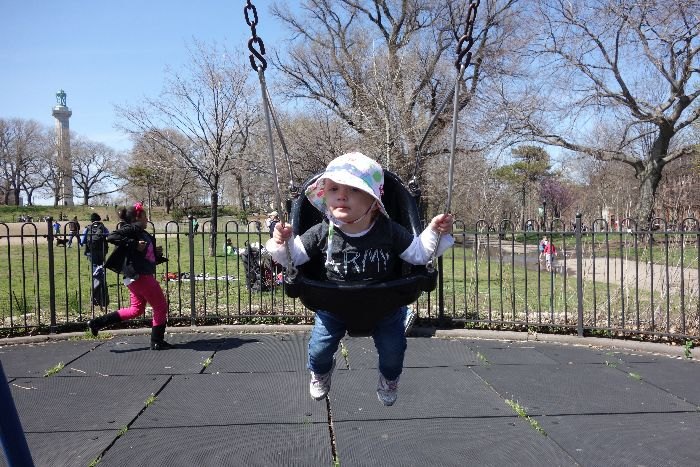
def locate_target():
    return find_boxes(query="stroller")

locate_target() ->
[240,242,274,291]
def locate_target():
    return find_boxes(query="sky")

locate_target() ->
[1,0,288,152]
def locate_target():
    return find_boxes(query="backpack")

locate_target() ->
[86,222,108,262]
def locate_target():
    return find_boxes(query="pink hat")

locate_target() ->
[305,152,388,218]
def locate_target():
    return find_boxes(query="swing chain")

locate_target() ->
[455,0,480,69]
[244,0,267,72]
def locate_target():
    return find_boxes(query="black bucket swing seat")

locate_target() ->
[284,170,437,335]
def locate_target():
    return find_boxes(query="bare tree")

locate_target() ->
[117,40,256,256]
[0,118,50,206]
[271,0,522,186]
[71,136,121,205]
[509,0,700,225]
[126,130,199,215]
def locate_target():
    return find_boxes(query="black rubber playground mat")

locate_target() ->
[8,375,169,432]
[465,340,560,365]
[340,336,481,370]
[60,336,222,377]
[329,367,510,421]
[130,372,327,428]
[333,417,576,466]
[522,342,617,364]
[0,340,98,377]
[618,358,700,406]
[534,412,700,466]
[0,430,117,467]
[472,364,699,416]
[100,423,333,467]
[203,332,309,374]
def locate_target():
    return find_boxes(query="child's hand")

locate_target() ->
[273,222,292,245]
[430,213,453,234]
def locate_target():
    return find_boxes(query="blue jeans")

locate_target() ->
[308,307,407,381]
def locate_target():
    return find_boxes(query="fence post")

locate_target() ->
[46,217,57,333]
[575,213,584,337]
[188,215,196,326]
[437,256,444,323]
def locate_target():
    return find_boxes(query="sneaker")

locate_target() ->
[309,358,336,400]
[377,373,399,406]
[403,308,417,336]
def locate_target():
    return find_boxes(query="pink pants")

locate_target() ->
[117,274,168,326]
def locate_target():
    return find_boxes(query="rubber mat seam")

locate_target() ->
[199,350,218,374]
[44,343,103,376]
[325,396,339,464]
[120,421,332,430]
[611,364,700,407]
[90,374,175,462]
[528,415,583,466]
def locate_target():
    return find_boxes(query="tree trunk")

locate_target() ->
[12,188,20,206]
[234,172,246,212]
[634,163,663,228]
[209,189,218,257]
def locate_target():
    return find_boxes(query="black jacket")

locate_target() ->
[104,224,165,277]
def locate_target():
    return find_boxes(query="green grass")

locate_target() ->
[504,399,546,436]
[340,341,349,368]
[1,225,697,339]
[0,228,313,335]
[438,244,699,337]
[684,340,694,359]
[145,393,157,407]
[43,362,64,377]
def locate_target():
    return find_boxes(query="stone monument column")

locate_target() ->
[52,89,74,206]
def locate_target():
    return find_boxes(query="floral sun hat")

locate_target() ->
[305,152,388,219]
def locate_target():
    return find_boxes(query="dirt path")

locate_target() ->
[483,240,698,295]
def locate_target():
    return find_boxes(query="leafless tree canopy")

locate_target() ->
[506,0,700,224]
[116,40,257,255]
[0,118,55,206]
[71,136,121,206]
[270,0,522,185]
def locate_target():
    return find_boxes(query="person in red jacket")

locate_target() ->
[543,241,557,272]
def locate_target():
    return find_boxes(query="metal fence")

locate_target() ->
[1,215,698,341]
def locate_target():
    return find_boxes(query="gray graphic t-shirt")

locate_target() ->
[300,216,414,282]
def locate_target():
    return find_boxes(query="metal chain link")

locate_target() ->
[455,0,480,69]
[426,0,480,273]
[244,0,267,71]
[411,0,480,185]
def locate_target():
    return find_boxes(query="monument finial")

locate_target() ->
[56,89,67,106]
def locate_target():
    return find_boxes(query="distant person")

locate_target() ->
[267,211,280,238]
[192,217,199,233]
[225,238,236,256]
[53,220,61,235]
[543,240,557,272]
[89,203,172,350]
[67,216,80,248]
[80,213,110,308]
[538,236,547,261]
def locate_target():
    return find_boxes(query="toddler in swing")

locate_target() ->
[267,152,454,406]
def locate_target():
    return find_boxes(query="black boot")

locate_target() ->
[150,324,174,350]
[87,311,121,337]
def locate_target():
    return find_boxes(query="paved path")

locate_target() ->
[2,326,699,466]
